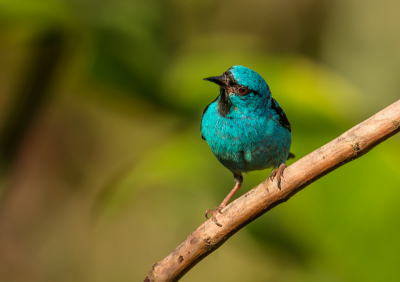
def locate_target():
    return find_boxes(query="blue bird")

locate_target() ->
[201,65,294,226]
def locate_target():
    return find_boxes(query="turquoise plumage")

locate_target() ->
[201,65,293,226]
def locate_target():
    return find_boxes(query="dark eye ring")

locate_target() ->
[239,87,248,94]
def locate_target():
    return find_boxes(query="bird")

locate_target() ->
[201,65,293,227]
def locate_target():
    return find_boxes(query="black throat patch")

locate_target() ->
[217,88,232,117]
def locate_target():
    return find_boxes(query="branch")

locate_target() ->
[144,99,400,282]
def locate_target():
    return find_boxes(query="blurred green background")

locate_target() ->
[0,0,399,281]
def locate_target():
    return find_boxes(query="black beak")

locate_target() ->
[203,75,228,88]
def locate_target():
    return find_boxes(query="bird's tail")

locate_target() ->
[287,152,295,160]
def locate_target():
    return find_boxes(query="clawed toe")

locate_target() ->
[269,163,287,189]
[205,207,223,227]
[269,170,278,181]
[205,209,214,219]
[215,206,223,214]
[211,216,222,227]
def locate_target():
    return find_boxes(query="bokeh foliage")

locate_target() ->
[0,0,399,281]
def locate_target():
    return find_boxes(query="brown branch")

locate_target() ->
[144,99,400,282]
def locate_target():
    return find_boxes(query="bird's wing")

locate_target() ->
[270,98,291,133]
[200,95,219,140]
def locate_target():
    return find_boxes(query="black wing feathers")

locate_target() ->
[271,98,291,133]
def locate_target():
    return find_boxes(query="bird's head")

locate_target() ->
[204,66,271,116]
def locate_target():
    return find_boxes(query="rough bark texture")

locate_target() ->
[144,99,400,282]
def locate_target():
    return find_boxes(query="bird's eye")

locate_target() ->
[239,87,248,95]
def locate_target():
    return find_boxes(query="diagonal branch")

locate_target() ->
[144,99,400,282]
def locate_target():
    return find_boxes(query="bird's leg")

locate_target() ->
[205,172,243,227]
[269,163,287,189]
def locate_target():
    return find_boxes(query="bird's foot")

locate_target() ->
[269,163,287,189]
[205,207,223,227]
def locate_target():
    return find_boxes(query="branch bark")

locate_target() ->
[144,99,400,282]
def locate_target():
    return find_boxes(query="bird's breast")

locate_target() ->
[201,102,291,173]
